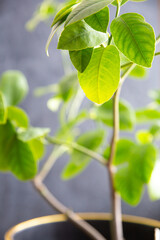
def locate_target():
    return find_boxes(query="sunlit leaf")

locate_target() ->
[136,130,153,144]
[78,45,120,104]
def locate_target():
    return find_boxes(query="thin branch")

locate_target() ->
[46,136,107,165]
[37,146,66,182]
[33,179,106,240]
[156,34,160,45]
[155,52,160,56]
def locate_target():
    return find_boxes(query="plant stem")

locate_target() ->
[108,3,120,45]
[33,179,106,240]
[33,146,106,240]
[37,146,66,181]
[46,135,106,165]
[107,63,136,240]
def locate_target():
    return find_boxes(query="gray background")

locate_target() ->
[0,0,160,239]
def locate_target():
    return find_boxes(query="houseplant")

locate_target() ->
[1,0,160,239]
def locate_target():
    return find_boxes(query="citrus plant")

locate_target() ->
[1,0,160,240]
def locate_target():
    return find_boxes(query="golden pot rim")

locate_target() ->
[5,212,160,240]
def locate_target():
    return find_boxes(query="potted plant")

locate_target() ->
[2,0,160,239]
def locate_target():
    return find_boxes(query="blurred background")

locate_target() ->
[0,0,160,238]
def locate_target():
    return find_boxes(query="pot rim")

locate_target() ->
[5,213,160,240]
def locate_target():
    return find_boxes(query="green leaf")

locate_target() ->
[148,161,160,201]
[149,123,160,138]
[78,45,120,104]
[28,139,45,161]
[136,130,153,144]
[111,139,157,205]
[110,13,155,67]
[61,129,105,179]
[129,65,147,79]
[114,166,144,205]
[18,127,50,142]
[149,90,160,104]
[0,121,37,180]
[0,71,28,106]
[136,108,160,123]
[0,91,7,124]
[7,106,29,128]
[84,6,109,33]
[90,99,135,130]
[58,21,108,51]
[65,0,113,27]
[69,48,93,73]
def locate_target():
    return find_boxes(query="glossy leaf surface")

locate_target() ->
[65,0,113,26]
[111,13,155,67]
[78,45,120,104]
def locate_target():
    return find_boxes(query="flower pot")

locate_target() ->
[5,213,160,240]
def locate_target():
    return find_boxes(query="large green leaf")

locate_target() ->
[61,130,105,179]
[0,121,37,180]
[136,108,160,123]
[113,139,157,205]
[84,6,109,33]
[18,127,50,142]
[65,0,113,26]
[90,99,136,130]
[110,13,155,67]
[7,106,29,128]
[58,21,108,51]
[78,45,120,104]
[69,48,93,73]
[0,91,7,124]
[0,71,28,106]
